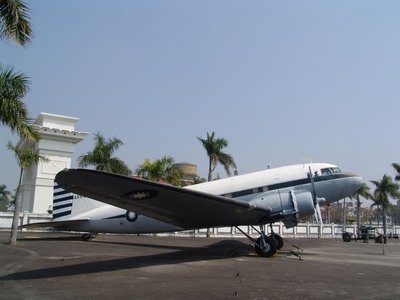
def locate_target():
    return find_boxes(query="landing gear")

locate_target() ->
[342,232,352,242]
[274,234,284,250]
[254,225,285,257]
[375,234,387,244]
[82,233,96,241]
[255,235,277,257]
[235,224,282,257]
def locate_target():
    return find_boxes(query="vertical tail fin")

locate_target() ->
[53,182,73,219]
[52,180,105,220]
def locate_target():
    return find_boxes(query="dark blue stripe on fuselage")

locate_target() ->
[105,214,125,220]
[224,173,354,198]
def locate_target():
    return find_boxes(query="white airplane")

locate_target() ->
[23,162,362,257]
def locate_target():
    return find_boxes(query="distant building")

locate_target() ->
[20,112,87,214]
[173,162,198,186]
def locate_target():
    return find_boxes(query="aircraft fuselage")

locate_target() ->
[52,163,362,234]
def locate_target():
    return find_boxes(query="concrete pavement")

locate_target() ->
[1,231,400,299]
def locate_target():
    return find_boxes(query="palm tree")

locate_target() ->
[7,140,48,245]
[193,176,206,184]
[197,131,236,181]
[0,65,38,141]
[392,163,400,181]
[0,0,32,46]
[0,184,11,211]
[0,1,36,141]
[78,132,132,175]
[370,175,400,235]
[136,156,183,186]
[349,183,371,235]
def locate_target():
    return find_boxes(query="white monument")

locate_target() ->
[20,112,87,214]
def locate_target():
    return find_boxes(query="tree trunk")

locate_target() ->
[9,168,23,245]
[356,195,361,235]
[327,204,331,224]
[382,205,387,236]
[206,158,212,237]
[207,158,213,182]
[342,197,346,231]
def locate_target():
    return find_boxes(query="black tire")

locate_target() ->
[273,234,284,250]
[255,236,277,257]
[342,232,352,242]
[375,235,387,244]
[82,233,91,241]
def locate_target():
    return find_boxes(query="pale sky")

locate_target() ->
[1,1,399,204]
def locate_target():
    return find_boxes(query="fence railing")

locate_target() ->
[1,211,399,238]
[169,223,400,238]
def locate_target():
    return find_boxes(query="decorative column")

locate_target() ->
[20,112,88,214]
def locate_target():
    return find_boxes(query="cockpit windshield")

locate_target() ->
[320,167,342,176]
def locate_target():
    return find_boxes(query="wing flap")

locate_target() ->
[55,169,270,228]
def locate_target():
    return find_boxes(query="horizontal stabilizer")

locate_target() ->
[19,218,90,229]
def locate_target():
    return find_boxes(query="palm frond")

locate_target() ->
[7,140,48,169]
[198,131,236,181]
[0,0,32,46]
[392,163,400,181]
[77,132,130,175]
[0,65,37,140]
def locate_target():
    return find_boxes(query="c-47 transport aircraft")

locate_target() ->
[23,163,362,257]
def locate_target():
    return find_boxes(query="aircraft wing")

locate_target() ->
[55,169,271,229]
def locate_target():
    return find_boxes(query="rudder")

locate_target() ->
[52,182,73,219]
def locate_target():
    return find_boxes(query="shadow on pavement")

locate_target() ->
[16,235,83,242]
[0,240,251,281]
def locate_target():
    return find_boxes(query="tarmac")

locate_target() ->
[1,231,400,300]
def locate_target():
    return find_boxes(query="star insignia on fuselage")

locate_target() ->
[125,210,138,222]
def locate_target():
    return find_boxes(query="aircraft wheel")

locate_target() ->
[255,236,277,257]
[342,232,351,242]
[82,233,95,241]
[273,234,284,250]
[375,235,387,244]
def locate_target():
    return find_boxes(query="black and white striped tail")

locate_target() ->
[53,183,73,219]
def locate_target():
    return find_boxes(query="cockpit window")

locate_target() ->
[320,167,342,176]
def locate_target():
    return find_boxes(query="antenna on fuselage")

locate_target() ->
[301,158,313,168]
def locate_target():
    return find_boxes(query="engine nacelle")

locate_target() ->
[250,189,315,228]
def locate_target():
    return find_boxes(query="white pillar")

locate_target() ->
[21,112,88,214]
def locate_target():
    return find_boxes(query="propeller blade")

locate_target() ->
[314,202,323,225]
[309,167,324,228]
[308,167,317,205]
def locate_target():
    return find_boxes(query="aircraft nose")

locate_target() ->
[347,173,363,194]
